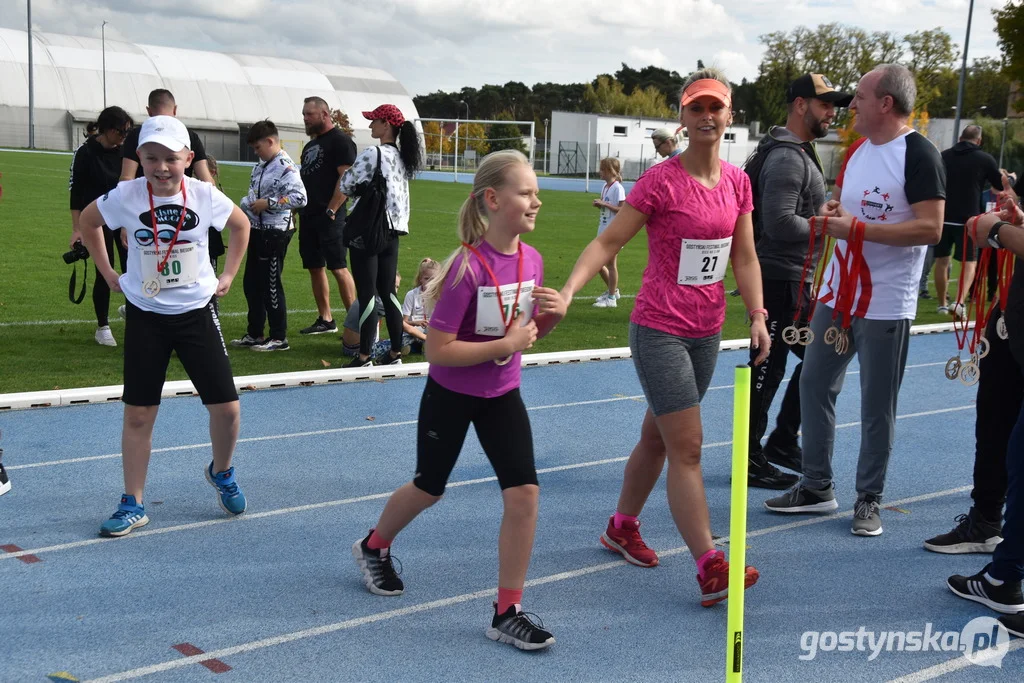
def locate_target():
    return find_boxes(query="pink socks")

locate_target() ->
[497,588,524,614]
[613,512,638,529]
[367,529,391,550]
[697,549,722,580]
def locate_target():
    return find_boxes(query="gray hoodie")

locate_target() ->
[753,126,826,282]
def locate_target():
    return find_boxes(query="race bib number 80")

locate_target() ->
[142,243,199,289]
[677,237,732,285]
[475,280,535,336]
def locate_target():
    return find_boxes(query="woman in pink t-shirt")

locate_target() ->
[561,68,771,607]
[353,150,567,650]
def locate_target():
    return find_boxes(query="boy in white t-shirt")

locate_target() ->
[592,157,626,308]
[77,116,251,537]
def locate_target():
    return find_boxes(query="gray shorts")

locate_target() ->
[629,322,720,416]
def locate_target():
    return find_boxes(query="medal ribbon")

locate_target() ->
[461,241,524,335]
[833,219,865,330]
[147,180,188,275]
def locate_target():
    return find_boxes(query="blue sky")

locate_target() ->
[0,0,1009,95]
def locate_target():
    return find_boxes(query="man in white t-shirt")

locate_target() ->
[78,115,252,538]
[765,64,945,537]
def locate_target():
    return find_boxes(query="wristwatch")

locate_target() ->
[326,208,337,219]
[989,221,1008,249]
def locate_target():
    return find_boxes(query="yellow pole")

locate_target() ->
[726,364,751,682]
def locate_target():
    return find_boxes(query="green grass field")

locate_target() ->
[0,149,955,394]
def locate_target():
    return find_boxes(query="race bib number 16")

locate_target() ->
[475,280,535,336]
[677,237,732,285]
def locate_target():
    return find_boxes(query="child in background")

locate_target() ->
[352,150,567,650]
[592,157,626,308]
[401,257,439,354]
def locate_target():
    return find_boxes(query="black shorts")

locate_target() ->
[934,223,977,262]
[413,377,538,496]
[298,212,347,270]
[122,299,239,407]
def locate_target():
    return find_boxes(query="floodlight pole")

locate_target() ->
[454,117,459,183]
[102,21,108,108]
[952,0,974,147]
[27,0,35,148]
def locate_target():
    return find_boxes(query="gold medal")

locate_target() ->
[799,327,815,346]
[834,329,849,355]
[142,278,161,298]
[781,326,800,345]
[959,360,980,387]
[824,326,839,345]
[997,315,1008,341]
[944,356,961,380]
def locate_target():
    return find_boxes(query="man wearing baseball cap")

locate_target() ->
[745,73,851,490]
[75,114,253,538]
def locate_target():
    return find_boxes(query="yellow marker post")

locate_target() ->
[726,365,751,683]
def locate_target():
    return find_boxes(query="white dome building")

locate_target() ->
[0,27,419,161]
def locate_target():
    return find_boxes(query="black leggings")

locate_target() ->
[94,228,128,327]
[242,230,292,341]
[413,377,538,497]
[349,235,404,356]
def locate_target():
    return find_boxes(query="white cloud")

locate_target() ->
[0,0,1008,96]
[628,47,668,68]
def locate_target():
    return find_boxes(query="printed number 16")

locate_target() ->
[701,256,718,273]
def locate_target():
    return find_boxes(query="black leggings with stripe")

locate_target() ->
[349,235,404,356]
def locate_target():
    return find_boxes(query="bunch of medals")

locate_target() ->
[822,218,866,355]
[782,216,834,348]
[946,215,1015,386]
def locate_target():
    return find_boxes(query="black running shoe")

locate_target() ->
[300,317,338,335]
[1000,613,1024,638]
[486,604,555,650]
[352,533,404,596]
[924,509,1003,554]
[764,484,838,513]
[345,356,373,368]
[747,459,799,490]
[947,564,1024,614]
[763,437,802,473]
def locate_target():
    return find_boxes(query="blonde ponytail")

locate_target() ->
[423,149,531,305]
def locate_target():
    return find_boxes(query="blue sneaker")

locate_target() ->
[205,463,246,515]
[99,494,149,537]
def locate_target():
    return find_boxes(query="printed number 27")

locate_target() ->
[701,256,718,273]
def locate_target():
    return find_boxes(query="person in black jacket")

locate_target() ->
[69,105,134,346]
[929,125,1007,317]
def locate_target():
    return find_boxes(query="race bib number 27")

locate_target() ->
[677,237,732,285]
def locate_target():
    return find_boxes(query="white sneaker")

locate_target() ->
[117,305,126,318]
[949,303,966,321]
[592,293,609,308]
[95,326,117,347]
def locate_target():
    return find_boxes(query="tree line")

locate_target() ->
[413,10,1023,136]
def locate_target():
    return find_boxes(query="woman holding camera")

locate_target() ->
[69,106,134,346]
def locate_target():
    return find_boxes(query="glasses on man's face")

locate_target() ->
[653,139,666,149]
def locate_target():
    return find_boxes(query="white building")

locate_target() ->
[0,28,419,161]
[549,110,755,179]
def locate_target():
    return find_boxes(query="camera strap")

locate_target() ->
[68,260,88,304]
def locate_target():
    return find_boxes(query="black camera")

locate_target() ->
[62,242,90,264]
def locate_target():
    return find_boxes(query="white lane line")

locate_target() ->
[0,403,971,562]
[81,483,973,683]
[6,361,951,472]
[886,640,1024,682]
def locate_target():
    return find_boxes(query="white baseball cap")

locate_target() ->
[138,115,190,152]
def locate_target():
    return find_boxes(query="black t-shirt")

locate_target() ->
[69,136,123,210]
[122,125,209,178]
[299,127,357,215]
[941,142,1005,224]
